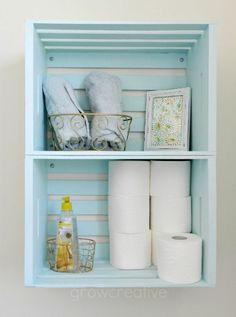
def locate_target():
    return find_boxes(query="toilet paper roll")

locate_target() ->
[157,233,202,284]
[110,231,151,269]
[109,195,149,233]
[151,196,191,233]
[152,231,159,266]
[109,161,150,196]
[151,161,190,196]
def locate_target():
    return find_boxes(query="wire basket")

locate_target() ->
[48,113,132,151]
[47,237,96,273]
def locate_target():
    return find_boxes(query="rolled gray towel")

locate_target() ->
[43,76,90,150]
[84,72,123,150]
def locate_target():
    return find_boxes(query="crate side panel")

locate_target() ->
[187,27,211,151]
[25,157,35,285]
[191,158,216,285]
[32,28,47,151]
[35,160,48,274]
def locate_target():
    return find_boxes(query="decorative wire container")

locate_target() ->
[47,237,96,273]
[48,113,132,151]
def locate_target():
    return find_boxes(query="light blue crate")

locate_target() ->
[25,21,216,288]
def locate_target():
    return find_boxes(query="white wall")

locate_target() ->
[0,0,235,316]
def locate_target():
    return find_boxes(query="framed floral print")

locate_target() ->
[144,87,191,150]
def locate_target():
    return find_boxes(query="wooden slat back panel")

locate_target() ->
[47,160,109,261]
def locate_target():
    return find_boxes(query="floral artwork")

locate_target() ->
[151,95,184,147]
[145,88,190,150]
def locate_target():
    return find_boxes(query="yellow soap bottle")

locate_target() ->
[55,196,79,272]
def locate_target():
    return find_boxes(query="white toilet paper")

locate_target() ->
[110,231,151,269]
[152,231,159,266]
[109,161,150,196]
[150,161,190,196]
[109,195,150,233]
[157,233,202,284]
[151,196,191,233]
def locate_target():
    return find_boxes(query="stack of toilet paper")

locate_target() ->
[150,161,192,266]
[108,161,151,269]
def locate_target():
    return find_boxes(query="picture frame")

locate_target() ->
[144,87,191,150]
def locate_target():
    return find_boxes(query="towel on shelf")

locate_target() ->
[43,76,90,150]
[84,72,123,150]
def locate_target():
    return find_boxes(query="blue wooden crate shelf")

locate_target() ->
[25,21,216,288]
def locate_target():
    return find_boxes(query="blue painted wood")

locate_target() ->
[47,159,108,173]
[126,136,144,151]
[129,116,145,132]
[25,22,216,288]
[93,243,109,260]
[35,22,208,31]
[78,95,146,112]
[32,151,214,159]
[25,22,47,153]
[48,219,109,236]
[24,156,35,285]
[191,158,216,285]
[47,73,187,91]
[206,157,216,285]
[25,158,48,286]
[39,262,159,281]
[44,41,194,48]
[46,52,187,68]
[48,180,108,195]
[187,28,210,152]
[33,276,208,288]
[48,200,108,215]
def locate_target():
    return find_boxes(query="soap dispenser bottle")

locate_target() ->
[55,196,79,272]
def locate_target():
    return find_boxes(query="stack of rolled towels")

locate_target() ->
[108,161,151,269]
[150,161,202,284]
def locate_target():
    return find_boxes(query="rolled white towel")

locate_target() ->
[43,76,90,150]
[84,72,123,150]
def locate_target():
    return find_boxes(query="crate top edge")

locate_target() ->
[25,20,216,30]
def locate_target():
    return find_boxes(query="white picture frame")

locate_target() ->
[144,87,191,150]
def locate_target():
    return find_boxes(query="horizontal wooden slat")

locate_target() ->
[76,94,147,112]
[48,68,186,76]
[48,173,108,181]
[47,160,108,173]
[35,22,207,31]
[46,52,187,68]
[48,199,108,215]
[48,234,109,243]
[42,33,203,41]
[48,180,108,195]
[48,214,107,221]
[38,29,204,35]
[47,73,186,90]
[48,219,109,236]
[42,38,197,45]
[45,46,191,52]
